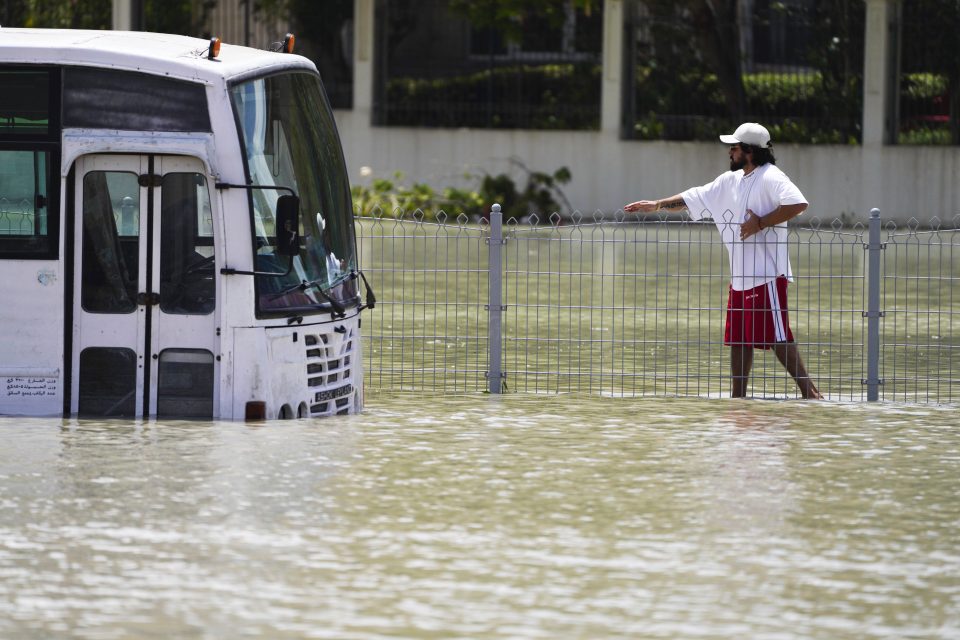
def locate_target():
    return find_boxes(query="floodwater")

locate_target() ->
[1,395,958,639]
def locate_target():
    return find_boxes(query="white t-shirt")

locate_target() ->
[681,163,807,291]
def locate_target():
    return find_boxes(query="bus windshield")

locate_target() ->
[230,71,356,314]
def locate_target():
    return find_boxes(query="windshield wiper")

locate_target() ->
[269,279,346,317]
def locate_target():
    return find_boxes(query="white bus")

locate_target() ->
[0,29,371,420]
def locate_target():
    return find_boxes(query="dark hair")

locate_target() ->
[741,143,776,166]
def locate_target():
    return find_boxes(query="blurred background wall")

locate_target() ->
[7,0,957,222]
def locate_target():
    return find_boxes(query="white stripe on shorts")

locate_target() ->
[766,280,786,342]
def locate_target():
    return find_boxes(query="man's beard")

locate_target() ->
[729,156,747,171]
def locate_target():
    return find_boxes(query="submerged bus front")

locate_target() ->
[0,30,365,420]
[224,70,365,420]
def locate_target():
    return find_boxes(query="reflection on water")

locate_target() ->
[1,396,958,639]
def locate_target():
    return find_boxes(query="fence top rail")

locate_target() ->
[882,215,960,233]
[358,209,960,239]
[360,210,489,229]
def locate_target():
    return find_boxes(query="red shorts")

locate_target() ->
[724,276,794,349]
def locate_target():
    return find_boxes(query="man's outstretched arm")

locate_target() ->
[624,193,687,213]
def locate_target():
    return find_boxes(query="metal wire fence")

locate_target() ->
[357,209,960,403]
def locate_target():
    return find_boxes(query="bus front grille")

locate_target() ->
[305,327,357,416]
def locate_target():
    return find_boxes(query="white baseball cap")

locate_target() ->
[719,122,771,148]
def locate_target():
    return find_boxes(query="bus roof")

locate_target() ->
[0,28,317,85]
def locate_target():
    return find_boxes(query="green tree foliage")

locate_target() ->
[632,0,864,143]
[637,0,746,123]
[353,162,573,221]
[4,0,213,34]
[284,0,352,99]
[385,63,601,129]
[144,0,215,36]
[8,0,111,29]
[246,1,353,105]
[479,161,572,220]
[797,0,863,143]
[901,0,960,144]
[446,0,597,43]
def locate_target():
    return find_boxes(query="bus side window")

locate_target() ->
[0,149,54,258]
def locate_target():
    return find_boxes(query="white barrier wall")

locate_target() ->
[334,110,959,225]
[337,0,958,226]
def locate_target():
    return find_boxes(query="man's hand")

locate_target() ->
[740,209,764,240]
[624,200,659,213]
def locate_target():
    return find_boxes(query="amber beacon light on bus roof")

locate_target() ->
[271,33,295,54]
[207,33,293,59]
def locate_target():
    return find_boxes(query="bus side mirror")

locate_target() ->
[275,194,301,256]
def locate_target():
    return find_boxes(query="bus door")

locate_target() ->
[71,155,218,418]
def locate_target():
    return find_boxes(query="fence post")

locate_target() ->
[487,203,504,393]
[865,207,883,401]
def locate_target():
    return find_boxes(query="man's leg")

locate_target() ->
[730,345,753,398]
[772,342,823,399]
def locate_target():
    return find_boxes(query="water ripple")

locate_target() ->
[0,396,958,638]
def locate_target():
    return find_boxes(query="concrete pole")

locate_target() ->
[862,0,900,146]
[600,0,624,137]
[244,0,251,46]
[112,0,134,31]
[861,0,900,219]
[353,0,374,115]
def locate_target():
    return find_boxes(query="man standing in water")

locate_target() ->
[624,122,822,399]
